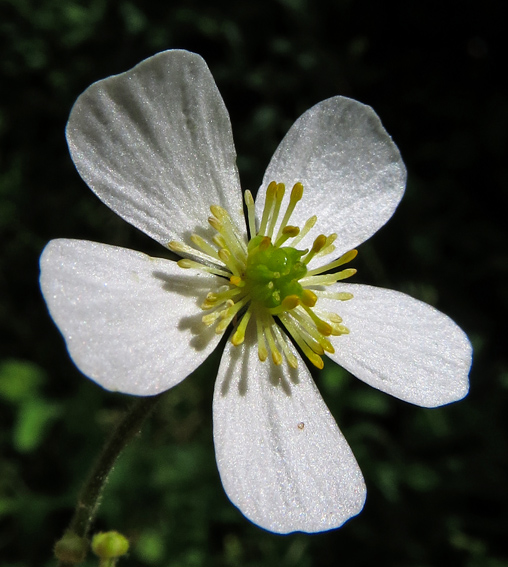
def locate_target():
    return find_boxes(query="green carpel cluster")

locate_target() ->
[245,235,307,308]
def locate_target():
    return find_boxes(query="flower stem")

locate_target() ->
[56,394,164,566]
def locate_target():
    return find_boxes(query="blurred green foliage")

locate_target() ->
[1,0,506,566]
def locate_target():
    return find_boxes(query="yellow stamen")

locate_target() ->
[258,181,277,236]
[177,259,231,278]
[313,290,354,301]
[299,304,333,336]
[274,226,300,248]
[201,287,244,310]
[244,190,257,238]
[256,315,268,361]
[275,182,304,241]
[279,314,324,369]
[266,182,286,238]
[229,275,244,287]
[168,240,223,266]
[262,315,283,365]
[216,297,249,333]
[218,248,242,276]
[190,234,223,263]
[306,249,358,277]
[291,215,317,246]
[272,324,298,368]
[300,268,357,286]
[269,294,300,315]
[301,289,317,307]
[231,307,253,346]
[303,234,327,264]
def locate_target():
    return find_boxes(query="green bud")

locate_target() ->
[54,531,88,563]
[92,531,129,559]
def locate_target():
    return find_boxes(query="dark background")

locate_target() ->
[1,0,506,565]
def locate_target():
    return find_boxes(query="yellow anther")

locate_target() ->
[282,295,300,310]
[313,290,354,301]
[231,309,252,346]
[337,268,357,280]
[210,204,225,219]
[272,349,283,365]
[270,294,300,315]
[315,319,333,336]
[338,292,354,301]
[301,304,333,336]
[312,235,327,253]
[303,234,327,264]
[275,182,305,241]
[327,313,343,323]
[283,225,300,237]
[308,352,324,369]
[202,311,221,325]
[264,321,283,366]
[168,241,182,252]
[244,190,257,238]
[291,182,304,202]
[259,236,271,251]
[274,226,300,248]
[220,300,235,319]
[218,248,231,263]
[266,182,286,238]
[177,259,193,268]
[256,317,268,361]
[230,275,243,286]
[208,216,221,231]
[259,181,277,236]
[301,289,317,307]
[267,180,277,195]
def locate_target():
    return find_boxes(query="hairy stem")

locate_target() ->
[56,394,164,566]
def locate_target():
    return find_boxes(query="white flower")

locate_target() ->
[39,50,472,534]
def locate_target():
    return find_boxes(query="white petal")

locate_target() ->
[322,284,472,407]
[257,96,406,262]
[40,239,222,395]
[213,324,366,534]
[66,50,245,247]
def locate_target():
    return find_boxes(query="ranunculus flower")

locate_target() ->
[40,50,472,534]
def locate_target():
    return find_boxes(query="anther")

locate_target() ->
[301,289,317,307]
[274,226,300,248]
[275,182,304,241]
[231,308,253,346]
[303,234,327,264]
[244,190,257,238]
[177,259,231,278]
[266,183,286,238]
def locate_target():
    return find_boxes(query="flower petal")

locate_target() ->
[213,324,366,534]
[40,239,222,395]
[322,284,472,407]
[66,50,245,247]
[257,96,406,262]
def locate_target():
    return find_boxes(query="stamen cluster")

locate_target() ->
[170,181,357,369]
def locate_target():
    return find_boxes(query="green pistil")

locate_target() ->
[245,235,307,309]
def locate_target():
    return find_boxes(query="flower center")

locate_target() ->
[245,236,307,308]
[169,181,357,369]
